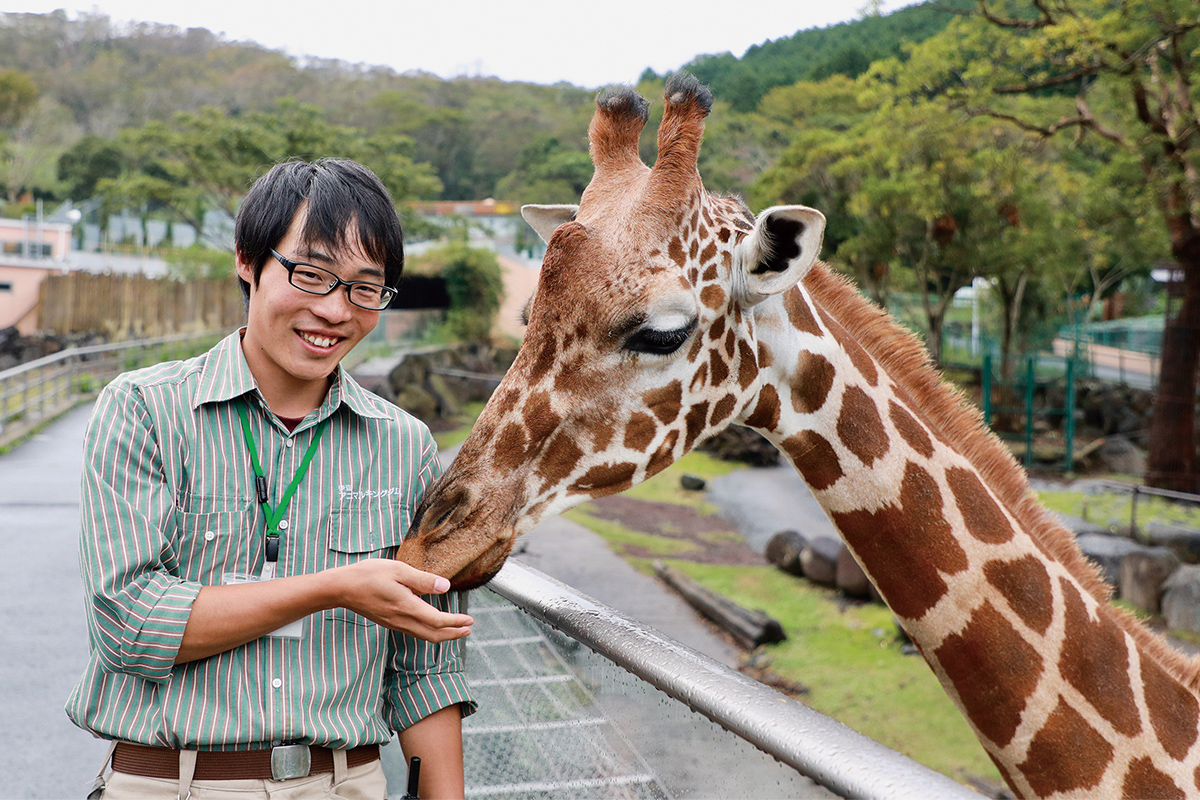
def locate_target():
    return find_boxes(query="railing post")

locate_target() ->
[1065,353,1076,474]
[1024,356,1035,469]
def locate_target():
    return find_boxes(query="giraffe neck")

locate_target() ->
[744,265,1200,799]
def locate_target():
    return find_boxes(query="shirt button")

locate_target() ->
[278,520,289,531]
[204,530,215,541]
[285,439,294,448]
[271,678,282,689]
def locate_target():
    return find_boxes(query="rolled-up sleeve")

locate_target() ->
[79,381,200,682]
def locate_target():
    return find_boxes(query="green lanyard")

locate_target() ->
[237,400,329,574]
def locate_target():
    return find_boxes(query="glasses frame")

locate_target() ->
[269,249,397,311]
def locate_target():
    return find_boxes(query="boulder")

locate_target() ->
[1162,565,1200,635]
[765,530,807,577]
[1050,512,1110,537]
[835,546,872,599]
[800,536,842,587]
[679,474,707,491]
[1095,435,1146,477]
[1144,522,1200,565]
[1075,533,1151,591]
[1120,548,1180,616]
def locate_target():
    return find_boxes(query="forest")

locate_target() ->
[0,0,1197,489]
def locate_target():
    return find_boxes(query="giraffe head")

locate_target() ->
[398,75,825,588]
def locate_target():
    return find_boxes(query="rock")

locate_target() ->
[836,546,872,598]
[1050,512,1110,537]
[1144,522,1200,565]
[1120,548,1181,615]
[1075,533,1151,590]
[1162,565,1200,635]
[1095,435,1146,477]
[697,424,780,466]
[679,474,707,491]
[765,530,807,577]
[393,385,438,421]
[426,371,461,417]
[800,536,842,587]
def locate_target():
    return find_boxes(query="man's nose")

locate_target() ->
[310,287,356,322]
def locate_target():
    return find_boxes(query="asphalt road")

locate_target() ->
[0,404,110,798]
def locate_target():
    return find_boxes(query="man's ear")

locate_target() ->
[521,204,579,243]
[736,206,825,306]
[235,251,256,285]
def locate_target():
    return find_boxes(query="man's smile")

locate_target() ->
[297,330,345,350]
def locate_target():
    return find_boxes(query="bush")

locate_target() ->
[411,242,504,344]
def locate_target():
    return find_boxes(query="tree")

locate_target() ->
[0,69,37,129]
[891,0,1198,490]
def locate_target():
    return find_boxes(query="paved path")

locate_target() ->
[0,404,110,798]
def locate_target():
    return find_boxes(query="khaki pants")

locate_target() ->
[94,748,387,800]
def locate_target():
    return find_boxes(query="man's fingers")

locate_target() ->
[391,560,452,595]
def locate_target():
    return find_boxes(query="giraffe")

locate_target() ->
[395,74,1200,798]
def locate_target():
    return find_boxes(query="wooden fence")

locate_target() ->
[38,272,245,338]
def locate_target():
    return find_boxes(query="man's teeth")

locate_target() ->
[301,332,338,348]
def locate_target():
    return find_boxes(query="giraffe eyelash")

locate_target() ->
[624,320,696,356]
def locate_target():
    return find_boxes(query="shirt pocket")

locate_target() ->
[324,501,410,626]
[169,504,253,585]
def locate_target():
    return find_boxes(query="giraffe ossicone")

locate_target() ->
[397,74,1200,799]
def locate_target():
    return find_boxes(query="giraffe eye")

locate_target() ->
[625,321,695,355]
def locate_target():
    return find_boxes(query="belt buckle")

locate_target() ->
[270,744,311,780]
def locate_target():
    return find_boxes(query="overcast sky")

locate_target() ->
[7,0,924,88]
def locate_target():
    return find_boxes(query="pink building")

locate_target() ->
[0,216,74,334]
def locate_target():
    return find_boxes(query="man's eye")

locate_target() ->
[625,324,694,355]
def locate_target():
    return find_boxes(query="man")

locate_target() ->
[67,158,475,799]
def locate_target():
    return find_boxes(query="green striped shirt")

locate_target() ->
[66,331,475,750]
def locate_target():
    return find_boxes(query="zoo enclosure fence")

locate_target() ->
[425,560,978,800]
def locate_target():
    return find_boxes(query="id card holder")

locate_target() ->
[221,572,306,640]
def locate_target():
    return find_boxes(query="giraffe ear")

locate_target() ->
[521,204,580,243]
[738,206,826,305]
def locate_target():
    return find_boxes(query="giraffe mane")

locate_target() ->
[802,262,1200,690]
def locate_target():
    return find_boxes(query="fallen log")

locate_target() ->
[653,560,786,649]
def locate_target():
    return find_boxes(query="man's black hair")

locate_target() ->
[234,158,404,300]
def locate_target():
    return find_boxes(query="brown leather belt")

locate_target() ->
[112,742,381,781]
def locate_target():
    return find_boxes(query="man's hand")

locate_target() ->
[333,559,473,642]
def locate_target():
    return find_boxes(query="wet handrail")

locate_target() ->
[488,559,977,800]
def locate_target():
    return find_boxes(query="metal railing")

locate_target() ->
[0,330,224,447]
[488,560,977,800]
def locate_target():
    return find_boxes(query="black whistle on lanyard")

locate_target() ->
[255,475,269,504]
[401,756,421,799]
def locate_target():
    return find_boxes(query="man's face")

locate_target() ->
[236,208,383,396]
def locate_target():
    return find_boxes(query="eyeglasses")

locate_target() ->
[270,249,397,311]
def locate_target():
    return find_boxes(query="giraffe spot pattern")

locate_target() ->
[1018,698,1112,796]
[708,315,726,342]
[523,390,561,447]
[700,241,717,264]
[756,341,773,369]
[493,422,530,473]
[1058,578,1142,737]
[701,285,726,309]
[623,412,657,452]
[984,555,1054,635]
[717,228,731,243]
[815,306,879,387]
[569,461,638,496]
[690,362,709,393]
[723,328,736,359]
[888,400,934,458]
[791,352,835,414]
[683,400,710,451]
[668,237,686,267]
[646,429,679,478]
[745,385,781,431]
[782,430,842,490]
[590,416,616,451]
[837,385,890,467]
[531,334,560,383]
[710,393,737,427]
[932,601,1043,748]
[709,348,730,386]
[737,340,758,390]
[831,462,967,619]
[946,467,1015,544]
[687,333,705,363]
[784,290,823,337]
[536,432,585,484]
[702,263,718,282]
[1122,757,1186,799]
[1141,654,1200,761]
[644,381,683,424]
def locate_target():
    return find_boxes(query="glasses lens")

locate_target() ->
[289,262,337,293]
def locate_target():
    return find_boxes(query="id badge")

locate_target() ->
[221,572,306,639]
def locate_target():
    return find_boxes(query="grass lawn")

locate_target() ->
[1036,483,1200,532]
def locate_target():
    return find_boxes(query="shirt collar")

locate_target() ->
[193,329,388,422]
